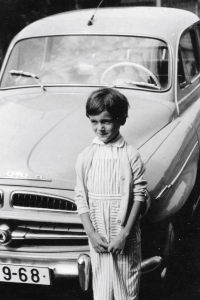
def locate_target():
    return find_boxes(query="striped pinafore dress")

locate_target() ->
[87,139,141,300]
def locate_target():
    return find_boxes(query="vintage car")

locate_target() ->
[0,5,199,298]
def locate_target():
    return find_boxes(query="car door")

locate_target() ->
[142,24,200,222]
[177,23,200,139]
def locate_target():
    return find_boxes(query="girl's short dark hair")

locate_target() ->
[86,88,130,125]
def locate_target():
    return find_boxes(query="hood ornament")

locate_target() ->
[0,172,51,182]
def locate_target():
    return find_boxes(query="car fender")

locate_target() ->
[140,117,199,223]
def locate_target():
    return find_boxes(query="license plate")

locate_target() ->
[0,264,50,285]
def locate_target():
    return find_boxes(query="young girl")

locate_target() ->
[75,88,148,300]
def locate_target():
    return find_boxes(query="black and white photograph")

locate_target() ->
[0,0,199,300]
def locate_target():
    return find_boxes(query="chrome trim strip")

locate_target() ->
[178,82,200,105]
[12,206,77,214]
[11,229,28,239]
[11,230,87,240]
[191,73,200,84]
[156,141,198,200]
[0,190,3,208]
[25,233,87,240]
[0,177,51,182]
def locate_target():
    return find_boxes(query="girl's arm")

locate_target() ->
[75,156,108,253]
[108,201,143,254]
[108,151,146,254]
[80,212,109,253]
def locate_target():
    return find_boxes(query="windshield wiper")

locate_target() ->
[9,70,46,91]
[114,80,161,90]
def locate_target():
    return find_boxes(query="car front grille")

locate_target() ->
[15,221,87,240]
[11,191,77,212]
[0,220,88,248]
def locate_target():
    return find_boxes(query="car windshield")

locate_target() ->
[1,35,169,90]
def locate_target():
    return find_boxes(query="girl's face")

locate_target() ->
[89,110,121,144]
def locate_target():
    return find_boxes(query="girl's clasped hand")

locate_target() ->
[107,229,127,255]
[90,230,127,255]
[89,231,108,253]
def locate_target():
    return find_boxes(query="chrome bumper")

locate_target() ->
[77,254,163,291]
[0,250,162,291]
[0,249,88,280]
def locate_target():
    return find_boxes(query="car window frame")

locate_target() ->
[176,22,200,115]
[0,33,172,93]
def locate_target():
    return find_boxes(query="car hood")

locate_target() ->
[0,91,175,189]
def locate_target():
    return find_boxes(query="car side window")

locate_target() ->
[178,30,199,87]
[177,28,200,104]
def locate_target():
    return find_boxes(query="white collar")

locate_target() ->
[93,133,125,148]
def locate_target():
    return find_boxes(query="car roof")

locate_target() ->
[16,7,199,43]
